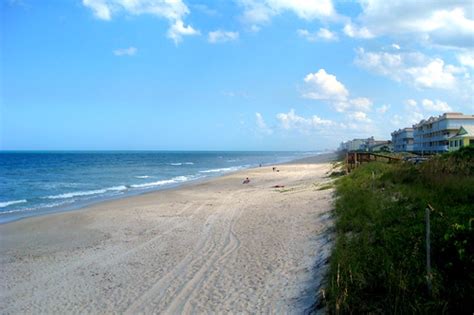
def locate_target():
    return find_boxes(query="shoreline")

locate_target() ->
[1,156,336,313]
[0,152,336,225]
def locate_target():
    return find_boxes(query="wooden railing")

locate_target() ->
[345,152,401,173]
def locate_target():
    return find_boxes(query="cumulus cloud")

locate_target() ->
[350,97,373,112]
[348,1,474,49]
[348,111,371,122]
[421,99,452,112]
[302,69,373,113]
[302,69,349,101]
[82,0,199,43]
[238,0,337,30]
[343,23,374,39]
[208,30,239,43]
[167,20,200,44]
[255,113,273,135]
[276,109,334,132]
[113,46,137,56]
[355,48,466,90]
[297,28,338,42]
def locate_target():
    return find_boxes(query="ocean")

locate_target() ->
[0,151,317,223]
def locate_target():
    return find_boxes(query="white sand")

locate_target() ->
[0,162,334,314]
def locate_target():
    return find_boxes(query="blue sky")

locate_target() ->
[1,0,473,151]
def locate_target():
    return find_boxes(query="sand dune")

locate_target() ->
[0,162,334,314]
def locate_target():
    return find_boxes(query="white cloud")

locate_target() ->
[276,109,334,132]
[238,0,336,30]
[297,28,338,42]
[349,1,474,49]
[392,43,401,50]
[355,48,466,90]
[421,99,452,112]
[348,111,371,122]
[376,104,390,114]
[457,52,474,68]
[208,30,239,43]
[83,0,111,20]
[350,97,372,112]
[82,0,199,43]
[405,99,417,107]
[343,23,374,39]
[302,69,349,101]
[167,20,200,44]
[302,69,374,113]
[255,112,273,135]
[113,46,137,56]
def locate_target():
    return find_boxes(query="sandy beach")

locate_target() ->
[0,158,335,314]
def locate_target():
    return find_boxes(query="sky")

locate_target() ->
[1,0,473,151]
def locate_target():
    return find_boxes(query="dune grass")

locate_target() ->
[324,147,474,313]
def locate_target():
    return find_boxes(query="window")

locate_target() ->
[450,141,453,147]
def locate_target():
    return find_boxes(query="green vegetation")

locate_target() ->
[324,147,474,314]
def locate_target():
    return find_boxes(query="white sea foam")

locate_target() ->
[184,162,194,165]
[135,175,151,179]
[130,176,190,188]
[107,185,128,191]
[1,200,73,214]
[170,163,182,166]
[0,200,27,208]
[199,166,242,174]
[44,185,128,200]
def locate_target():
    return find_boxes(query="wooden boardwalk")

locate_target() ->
[345,152,401,173]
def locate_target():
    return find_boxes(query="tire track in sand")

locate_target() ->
[124,193,237,314]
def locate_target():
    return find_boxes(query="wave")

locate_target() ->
[130,176,191,188]
[199,166,242,174]
[169,162,194,166]
[0,199,76,215]
[0,199,27,208]
[44,185,128,200]
[135,175,151,179]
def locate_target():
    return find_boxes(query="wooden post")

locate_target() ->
[425,204,433,295]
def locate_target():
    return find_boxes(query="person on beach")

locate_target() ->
[243,177,250,184]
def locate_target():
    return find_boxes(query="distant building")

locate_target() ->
[368,141,393,152]
[391,128,414,152]
[413,113,474,153]
[448,126,474,151]
[339,137,391,152]
[339,138,368,151]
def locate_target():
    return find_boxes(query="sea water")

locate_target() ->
[0,151,318,223]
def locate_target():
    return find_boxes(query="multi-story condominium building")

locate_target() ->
[391,128,414,152]
[413,112,474,153]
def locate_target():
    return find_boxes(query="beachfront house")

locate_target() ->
[391,128,414,152]
[448,126,474,151]
[413,112,474,153]
[368,141,393,152]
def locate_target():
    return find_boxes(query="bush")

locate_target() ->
[324,154,474,314]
